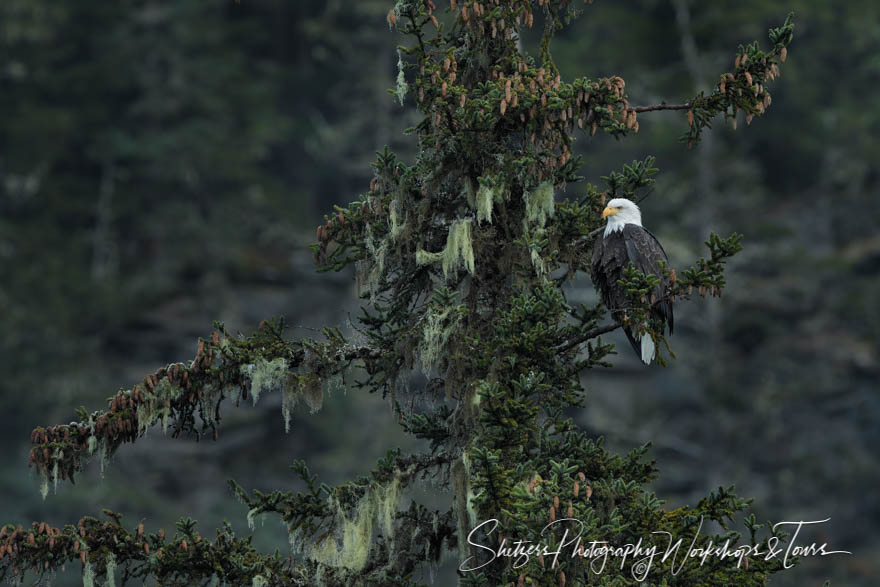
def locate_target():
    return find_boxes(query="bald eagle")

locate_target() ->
[590,198,673,364]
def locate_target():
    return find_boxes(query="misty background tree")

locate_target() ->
[1,1,872,587]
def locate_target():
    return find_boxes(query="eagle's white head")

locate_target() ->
[601,198,642,237]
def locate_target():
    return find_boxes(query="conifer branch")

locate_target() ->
[0,514,301,586]
[558,322,622,353]
[631,102,692,113]
[27,320,382,491]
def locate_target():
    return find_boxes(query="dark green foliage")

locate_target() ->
[0,514,295,586]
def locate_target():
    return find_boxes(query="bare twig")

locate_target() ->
[631,102,692,113]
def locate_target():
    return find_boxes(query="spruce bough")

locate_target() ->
[4,2,795,585]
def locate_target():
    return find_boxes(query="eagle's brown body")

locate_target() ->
[591,223,674,362]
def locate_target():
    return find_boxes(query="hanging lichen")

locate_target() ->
[395,49,408,105]
[418,303,464,373]
[105,552,117,587]
[530,248,546,276]
[241,357,289,407]
[461,452,478,528]
[299,373,324,413]
[252,575,268,587]
[135,377,184,436]
[247,507,263,532]
[357,223,388,302]
[451,457,469,569]
[99,443,109,476]
[310,497,373,572]
[475,183,495,225]
[39,470,49,500]
[308,474,402,573]
[201,384,223,429]
[415,218,474,278]
[389,199,406,240]
[288,525,305,555]
[415,249,442,266]
[83,560,95,587]
[379,471,402,537]
[52,458,59,494]
[524,181,555,227]
[280,371,326,433]
[527,227,549,277]
[87,434,98,456]
[474,175,504,225]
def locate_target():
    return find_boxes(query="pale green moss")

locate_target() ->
[310,497,372,572]
[288,526,304,554]
[242,357,289,406]
[308,475,402,572]
[83,561,95,587]
[252,576,268,587]
[530,246,547,276]
[100,443,109,476]
[50,446,64,494]
[322,372,345,398]
[395,49,408,105]
[444,219,474,276]
[416,219,475,278]
[471,387,482,408]
[105,553,117,587]
[524,181,555,227]
[379,471,402,537]
[247,507,261,531]
[135,377,184,436]
[389,199,406,240]
[415,249,443,266]
[475,183,495,225]
[419,303,463,372]
[340,498,373,571]
[357,223,389,302]
[39,470,48,500]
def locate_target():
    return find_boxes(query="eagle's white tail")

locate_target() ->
[640,332,656,365]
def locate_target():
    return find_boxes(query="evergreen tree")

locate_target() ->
[0,2,795,585]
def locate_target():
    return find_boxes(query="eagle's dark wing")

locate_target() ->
[591,230,629,317]
[591,231,643,358]
[622,225,674,334]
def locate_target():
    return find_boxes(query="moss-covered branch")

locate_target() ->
[226,452,457,583]
[28,319,381,493]
[0,513,303,586]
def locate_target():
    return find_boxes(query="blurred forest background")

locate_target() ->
[1,1,878,585]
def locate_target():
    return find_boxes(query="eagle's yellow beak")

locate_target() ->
[602,206,618,219]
